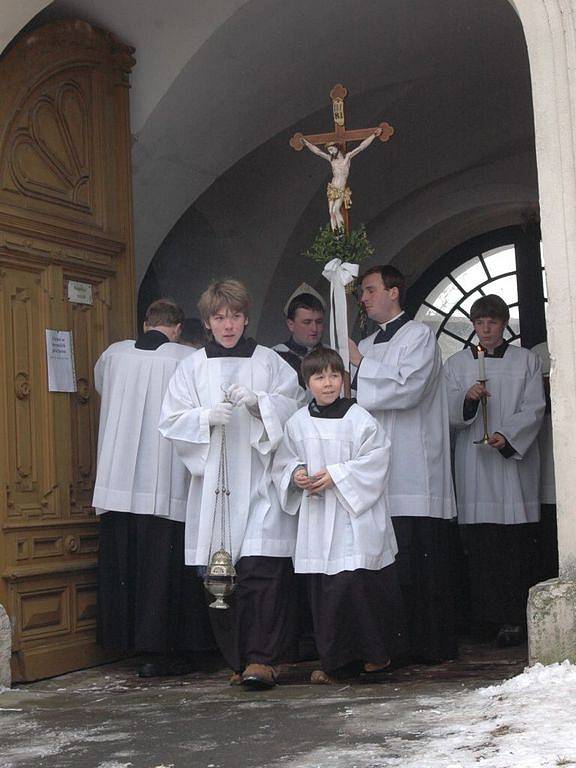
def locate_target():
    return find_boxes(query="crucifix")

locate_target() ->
[289,84,394,233]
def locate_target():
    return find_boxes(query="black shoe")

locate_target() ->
[411,653,458,665]
[138,657,195,678]
[496,625,525,648]
[331,660,364,680]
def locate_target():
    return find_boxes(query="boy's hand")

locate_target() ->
[208,402,234,426]
[465,382,490,401]
[488,432,506,449]
[307,469,334,493]
[227,384,258,409]
[293,467,312,490]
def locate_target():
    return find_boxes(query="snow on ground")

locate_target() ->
[283,661,576,768]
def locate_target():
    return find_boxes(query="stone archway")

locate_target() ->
[1,0,575,666]
[508,0,576,662]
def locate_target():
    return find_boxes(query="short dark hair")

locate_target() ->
[286,293,325,321]
[179,317,206,347]
[360,265,406,307]
[301,346,345,385]
[470,295,510,323]
[145,299,185,327]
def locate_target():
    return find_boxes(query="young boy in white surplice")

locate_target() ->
[272,347,406,684]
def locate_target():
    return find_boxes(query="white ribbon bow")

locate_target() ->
[321,258,359,369]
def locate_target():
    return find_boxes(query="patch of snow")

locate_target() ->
[0,724,133,767]
[279,661,576,768]
[96,763,133,768]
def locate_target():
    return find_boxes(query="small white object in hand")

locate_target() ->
[226,383,258,409]
[208,402,234,426]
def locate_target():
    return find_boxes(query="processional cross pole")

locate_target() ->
[290,84,395,396]
[289,84,394,234]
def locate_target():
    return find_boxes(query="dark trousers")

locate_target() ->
[307,564,407,674]
[208,555,298,672]
[538,505,559,581]
[392,516,458,662]
[98,511,214,655]
[460,522,540,630]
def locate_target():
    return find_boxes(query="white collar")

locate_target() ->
[378,311,405,331]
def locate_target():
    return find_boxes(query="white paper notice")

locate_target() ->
[45,330,77,392]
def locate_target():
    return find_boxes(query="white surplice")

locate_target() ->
[158,345,304,565]
[444,345,545,524]
[93,340,193,521]
[272,404,398,575]
[355,320,456,519]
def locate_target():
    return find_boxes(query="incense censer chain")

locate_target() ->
[204,423,236,609]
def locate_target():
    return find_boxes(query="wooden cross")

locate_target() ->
[290,84,394,233]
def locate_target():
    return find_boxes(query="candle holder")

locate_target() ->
[473,378,490,445]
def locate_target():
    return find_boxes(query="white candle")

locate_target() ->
[477,346,486,380]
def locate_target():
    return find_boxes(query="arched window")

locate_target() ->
[406,226,546,361]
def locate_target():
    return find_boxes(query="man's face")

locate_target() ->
[287,308,324,348]
[360,273,399,324]
[206,306,248,348]
[307,366,343,406]
[327,145,338,157]
[473,316,507,351]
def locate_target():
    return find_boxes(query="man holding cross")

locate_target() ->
[349,265,458,664]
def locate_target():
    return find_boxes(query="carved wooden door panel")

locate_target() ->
[0,21,135,681]
[65,274,110,521]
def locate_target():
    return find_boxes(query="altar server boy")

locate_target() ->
[273,347,406,683]
[444,295,545,645]
[159,280,304,689]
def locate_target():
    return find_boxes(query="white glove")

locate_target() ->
[227,384,258,409]
[208,402,234,426]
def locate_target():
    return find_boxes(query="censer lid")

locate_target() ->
[209,548,234,565]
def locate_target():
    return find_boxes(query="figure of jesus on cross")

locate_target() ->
[290,84,394,233]
[302,130,383,231]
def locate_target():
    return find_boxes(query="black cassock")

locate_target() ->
[460,522,540,630]
[97,330,214,655]
[392,516,459,662]
[98,510,214,654]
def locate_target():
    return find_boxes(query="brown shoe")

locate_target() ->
[363,660,391,674]
[310,669,336,685]
[241,664,277,690]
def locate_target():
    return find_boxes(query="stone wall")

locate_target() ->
[0,604,12,689]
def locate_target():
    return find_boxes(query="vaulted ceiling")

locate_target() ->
[4,0,536,340]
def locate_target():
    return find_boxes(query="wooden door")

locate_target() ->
[0,20,136,681]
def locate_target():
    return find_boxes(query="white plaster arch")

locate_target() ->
[509,0,576,579]
[0,1,51,55]
[2,0,538,291]
[2,0,576,662]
